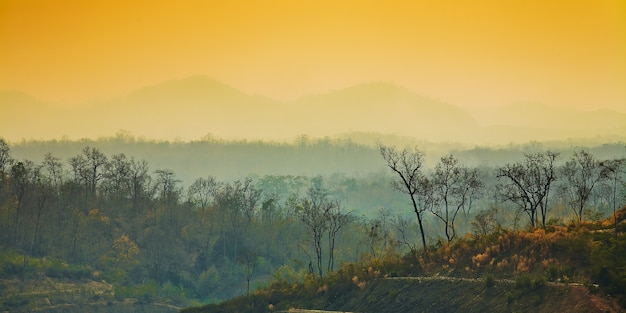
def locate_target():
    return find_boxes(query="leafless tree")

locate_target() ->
[390,214,419,255]
[0,138,14,174]
[238,248,257,297]
[379,145,429,250]
[560,150,607,223]
[364,208,393,259]
[187,176,220,210]
[293,178,349,278]
[129,158,150,211]
[326,200,351,273]
[497,151,559,227]
[430,155,483,242]
[600,158,626,239]
[82,146,108,196]
[237,178,262,224]
[42,153,63,192]
[471,207,500,236]
[154,169,181,205]
[9,161,32,240]
[68,146,107,201]
[102,153,132,200]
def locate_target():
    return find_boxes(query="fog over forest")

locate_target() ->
[1,134,625,309]
[9,133,626,187]
[3,85,626,308]
[2,103,626,309]
[2,1,626,311]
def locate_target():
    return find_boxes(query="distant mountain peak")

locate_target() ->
[0,89,46,102]
[127,75,242,98]
[0,89,57,111]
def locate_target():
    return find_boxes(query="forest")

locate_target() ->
[0,136,625,310]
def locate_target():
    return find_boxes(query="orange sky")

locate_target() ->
[1,0,625,111]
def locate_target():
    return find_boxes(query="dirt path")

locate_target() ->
[383,275,594,287]
[384,275,513,284]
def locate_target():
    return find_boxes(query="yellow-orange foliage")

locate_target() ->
[449,226,579,274]
[472,251,490,268]
[352,276,366,289]
[317,284,328,294]
[511,254,531,273]
[496,259,508,271]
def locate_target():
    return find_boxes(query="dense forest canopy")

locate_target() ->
[1,135,625,308]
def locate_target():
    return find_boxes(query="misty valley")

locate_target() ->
[1,136,625,312]
[3,0,625,312]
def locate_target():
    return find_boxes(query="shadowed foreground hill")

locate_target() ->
[181,278,616,313]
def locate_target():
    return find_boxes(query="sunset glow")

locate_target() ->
[1,0,625,142]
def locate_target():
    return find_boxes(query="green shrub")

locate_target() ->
[196,267,219,297]
[531,276,545,289]
[515,274,532,290]
[484,273,495,288]
[160,281,187,305]
[367,294,377,304]
[505,291,514,304]
[515,274,544,292]
[388,287,398,298]
[114,279,158,302]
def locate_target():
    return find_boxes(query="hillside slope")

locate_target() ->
[183,209,626,313]
[182,278,618,313]
[0,278,179,313]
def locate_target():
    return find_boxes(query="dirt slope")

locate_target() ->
[182,277,622,313]
[331,279,617,313]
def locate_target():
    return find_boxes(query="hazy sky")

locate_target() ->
[1,0,625,111]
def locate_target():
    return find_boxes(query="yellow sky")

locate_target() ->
[1,0,625,111]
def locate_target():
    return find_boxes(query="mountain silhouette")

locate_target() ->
[1,76,624,143]
[288,82,479,140]
[470,102,626,142]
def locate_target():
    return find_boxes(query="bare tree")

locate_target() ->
[364,208,393,259]
[213,179,261,262]
[68,146,107,202]
[560,150,607,223]
[379,145,429,250]
[238,248,257,297]
[471,207,500,236]
[390,214,419,255]
[430,155,483,242]
[600,158,626,239]
[30,168,54,256]
[293,192,328,278]
[82,146,108,196]
[42,153,63,192]
[9,160,39,247]
[187,176,220,210]
[129,158,150,212]
[0,138,13,174]
[497,151,559,227]
[154,169,181,205]
[237,178,262,224]
[326,199,351,273]
[292,178,348,278]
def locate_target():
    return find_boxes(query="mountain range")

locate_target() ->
[1,76,625,144]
